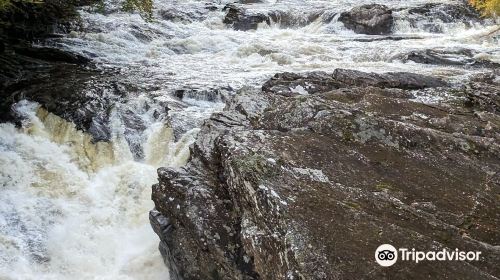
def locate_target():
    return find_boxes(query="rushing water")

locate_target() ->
[0,0,498,279]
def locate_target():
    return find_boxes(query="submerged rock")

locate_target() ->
[407,3,481,24]
[397,48,500,68]
[339,4,394,35]
[401,2,482,33]
[151,69,500,279]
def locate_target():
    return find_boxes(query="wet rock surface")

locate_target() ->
[152,69,500,279]
[399,2,483,33]
[223,4,270,31]
[222,4,323,30]
[339,4,394,35]
[1,45,115,142]
[407,3,481,24]
[397,48,500,68]
[1,43,169,158]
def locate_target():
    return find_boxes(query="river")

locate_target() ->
[0,0,498,279]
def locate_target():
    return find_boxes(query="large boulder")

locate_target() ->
[223,4,270,31]
[339,4,394,35]
[151,69,500,279]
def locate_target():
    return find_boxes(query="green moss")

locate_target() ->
[436,230,453,244]
[459,216,475,230]
[87,0,154,20]
[345,200,361,210]
[0,0,12,12]
[296,96,307,103]
[342,128,354,142]
[122,0,153,20]
[374,182,395,191]
[93,0,105,14]
[0,0,44,13]
[231,153,278,181]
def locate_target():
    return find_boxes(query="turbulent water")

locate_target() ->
[0,0,498,279]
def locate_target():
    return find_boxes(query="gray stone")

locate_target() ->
[339,4,394,35]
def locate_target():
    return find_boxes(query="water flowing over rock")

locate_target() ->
[222,4,324,30]
[339,4,394,35]
[398,2,483,33]
[151,69,500,279]
[223,4,270,31]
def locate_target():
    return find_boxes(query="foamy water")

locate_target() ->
[0,0,498,279]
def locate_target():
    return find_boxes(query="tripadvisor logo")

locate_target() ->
[375,244,482,267]
[375,244,398,266]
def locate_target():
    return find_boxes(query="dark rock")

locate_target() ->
[158,7,208,23]
[222,4,322,30]
[261,69,447,96]
[464,73,500,113]
[238,0,263,4]
[152,70,500,279]
[173,88,225,102]
[339,4,394,35]
[0,0,96,42]
[267,10,323,27]
[351,35,424,42]
[223,4,269,31]
[398,49,500,68]
[13,46,89,64]
[0,44,163,148]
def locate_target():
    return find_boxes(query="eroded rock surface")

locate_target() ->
[151,69,500,279]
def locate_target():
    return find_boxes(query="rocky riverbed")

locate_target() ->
[1,0,499,279]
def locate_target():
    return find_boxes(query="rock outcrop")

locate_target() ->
[261,69,447,96]
[151,69,500,279]
[339,4,394,35]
